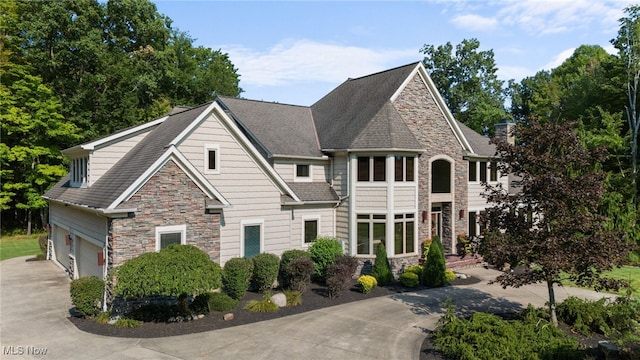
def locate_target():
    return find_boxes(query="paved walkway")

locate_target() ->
[0,256,616,360]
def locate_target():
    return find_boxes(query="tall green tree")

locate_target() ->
[480,118,631,327]
[421,38,507,135]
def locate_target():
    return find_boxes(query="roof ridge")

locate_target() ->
[218,95,309,108]
[346,61,420,82]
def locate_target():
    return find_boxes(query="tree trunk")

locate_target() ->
[547,279,558,327]
[26,209,32,236]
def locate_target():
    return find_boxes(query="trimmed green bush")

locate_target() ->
[189,292,239,313]
[444,269,456,284]
[308,237,343,282]
[404,265,423,282]
[400,271,420,287]
[423,236,447,287]
[357,275,377,294]
[223,257,254,300]
[371,243,394,286]
[70,276,104,317]
[279,249,314,292]
[114,245,222,299]
[252,253,280,292]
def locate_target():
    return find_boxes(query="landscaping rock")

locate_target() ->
[223,313,234,321]
[270,293,287,307]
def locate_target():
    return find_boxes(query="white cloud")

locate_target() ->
[450,14,499,32]
[497,65,535,81]
[542,47,576,70]
[222,39,417,87]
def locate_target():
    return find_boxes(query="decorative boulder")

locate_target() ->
[270,293,287,308]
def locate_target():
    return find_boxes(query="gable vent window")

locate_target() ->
[204,144,220,174]
[70,156,89,188]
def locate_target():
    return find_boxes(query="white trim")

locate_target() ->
[240,219,264,258]
[294,163,312,182]
[155,224,187,251]
[108,146,230,209]
[204,144,220,175]
[301,215,321,247]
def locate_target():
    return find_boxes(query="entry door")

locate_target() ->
[431,205,442,239]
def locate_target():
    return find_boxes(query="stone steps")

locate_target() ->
[445,254,484,269]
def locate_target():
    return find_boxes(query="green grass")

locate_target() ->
[561,266,640,298]
[0,233,43,261]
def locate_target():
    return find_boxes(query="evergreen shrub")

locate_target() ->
[279,249,314,292]
[422,236,447,287]
[371,243,393,286]
[70,276,104,317]
[223,257,254,300]
[308,237,343,282]
[251,253,280,293]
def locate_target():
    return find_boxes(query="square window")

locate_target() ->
[155,225,186,251]
[160,232,181,249]
[304,219,318,243]
[296,164,310,178]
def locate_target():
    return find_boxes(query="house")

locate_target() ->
[43,62,508,280]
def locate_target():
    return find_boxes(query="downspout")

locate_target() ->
[102,217,109,312]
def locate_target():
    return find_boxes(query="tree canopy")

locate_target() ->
[479,118,632,326]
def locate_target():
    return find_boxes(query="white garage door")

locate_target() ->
[52,225,70,271]
[77,236,104,278]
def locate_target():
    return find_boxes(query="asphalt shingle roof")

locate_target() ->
[456,120,496,157]
[284,182,339,203]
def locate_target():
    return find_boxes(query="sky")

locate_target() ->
[154,0,637,106]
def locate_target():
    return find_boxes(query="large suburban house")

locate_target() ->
[43,62,510,280]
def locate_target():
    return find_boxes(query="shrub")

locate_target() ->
[399,272,420,287]
[129,303,177,322]
[251,253,280,293]
[283,289,302,306]
[114,245,222,299]
[114,317,143,328]
[70,276,104,317]
[279,250,314,292]
[371,243,394,286]
[244,295,279,312]
[208,292,239,312]
[325,262,352,299]
[423,236,447,287]
[404,265,423,282]
[357,275,377,294]
[308,237,343,282]
[223,257,254,300]
[444,269,456,284]
[334,254,358,275]
[556,296,640,337]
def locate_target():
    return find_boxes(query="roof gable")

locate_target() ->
[311,63,419,150]
[350,101,423,150]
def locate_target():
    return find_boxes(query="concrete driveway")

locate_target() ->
[0,256,614,360]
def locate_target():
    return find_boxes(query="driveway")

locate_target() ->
[0,257,614,360]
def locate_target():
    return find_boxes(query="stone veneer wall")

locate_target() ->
[393,73,467,253]
[110,160,220,266]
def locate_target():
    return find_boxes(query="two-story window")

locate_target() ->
[394,156,415,182]
[357,156,386,182]
[70,156,89,188]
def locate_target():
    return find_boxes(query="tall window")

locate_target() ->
[242,221,262,258]
[204,144,220,174]
[394,156,415,182]
[70,156,89,187]
[303,218,318,244]
[480,161,487,182]
[431,159,451,193]
[357,156,386,182]
[490,162,498,182]
[155,225,186,251]
[468,161,477,182]
[357,214,386,255]
[394,214,415,255]
[468,211,477,237]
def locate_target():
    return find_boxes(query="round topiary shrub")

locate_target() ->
[400,271,420,288]
[308,237,343,282]
[252,253,280,293]
[371,243,394,286]
[223,257,254,300]
[207,292,239,312]
[423,236,447,287]
[279,250,314,292]
[357,275,377,294]
[114,244,222,299]
[404,265,424,282]
[70,276,104,317]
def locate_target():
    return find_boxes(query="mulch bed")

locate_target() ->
[69,275,481,339]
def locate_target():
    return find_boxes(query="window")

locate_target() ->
[480,162,487,182]
[431,159,451,193]
[241,221,263,258]
[490,162,498,182]
[204,144,220,174]
[394,156,415,182]
[394,214,415,255]
[303,218,318,244]
[155,225,186,251]
[357,214,386,255]
[295,164,311,182]
[70,156,89,187]
[468,161,477,182]
[357,156,386,182]
[468,211,477,237]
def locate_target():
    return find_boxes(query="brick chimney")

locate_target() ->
[494,119,515,145]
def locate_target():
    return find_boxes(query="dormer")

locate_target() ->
[64,148,91,188]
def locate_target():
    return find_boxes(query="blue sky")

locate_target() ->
[154,0,636,106]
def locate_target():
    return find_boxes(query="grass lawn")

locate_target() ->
[561,266,640,298]
[0,233,43,261]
